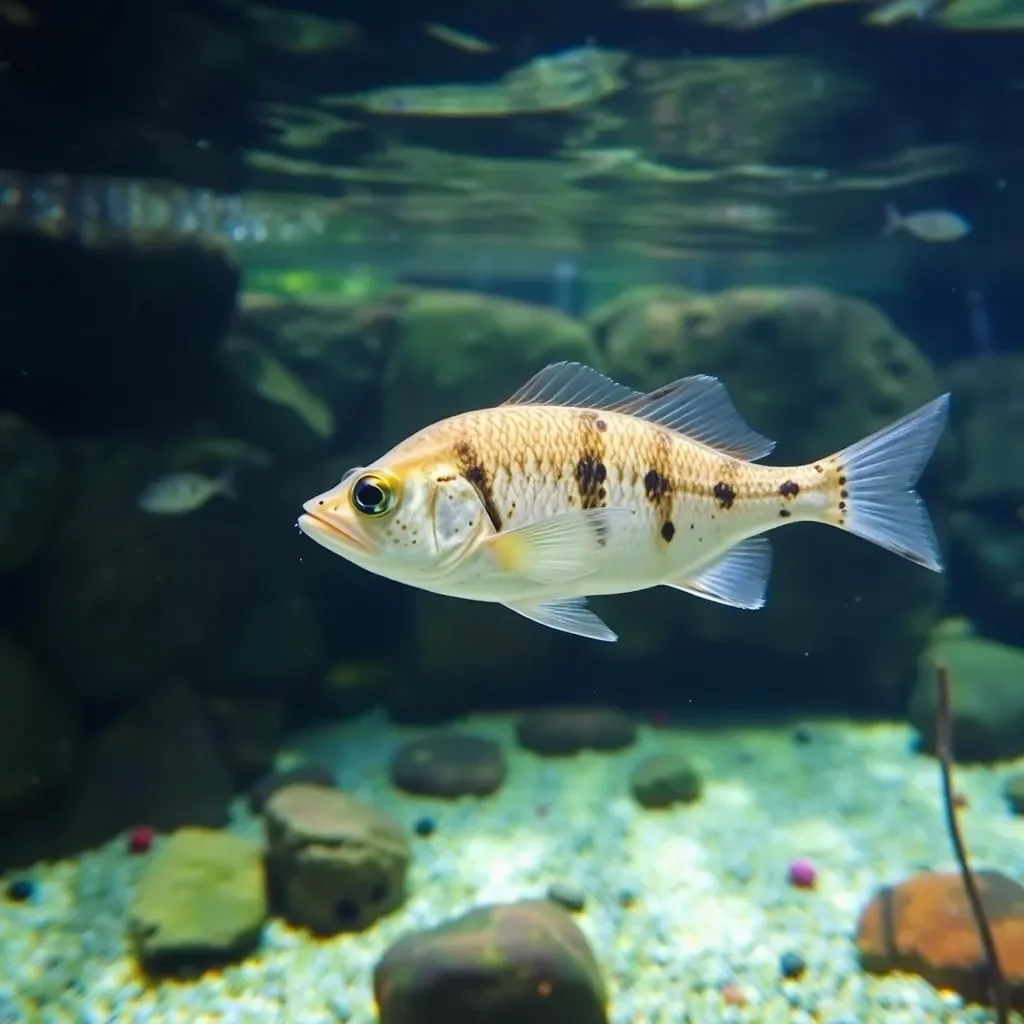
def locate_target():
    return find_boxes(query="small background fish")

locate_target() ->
[138,469,236,515]
[883,203,971,242]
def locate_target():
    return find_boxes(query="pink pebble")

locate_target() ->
[787,858,817,888]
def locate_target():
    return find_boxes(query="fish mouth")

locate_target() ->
[297,509,370,554]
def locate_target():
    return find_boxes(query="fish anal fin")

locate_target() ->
[502,361,641,409]
[615,374,775,462]
[504,596,618,642]
[665,536,772,610]
[482,507,634,585]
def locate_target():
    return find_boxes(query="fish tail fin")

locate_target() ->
[216,467,239,501]
[816,394,951,572]
[883,202,902,234]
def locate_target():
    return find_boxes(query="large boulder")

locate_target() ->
[0,635,78,818]
[0,414,63,574]
[908,625,1024,763]
[27,438,246,703]
[381,290,601,445]
[0,228,238,435]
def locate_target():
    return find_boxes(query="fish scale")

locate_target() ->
[298,361,951,642]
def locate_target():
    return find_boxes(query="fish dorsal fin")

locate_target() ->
[615,374,776,462]
[503,361,642,409]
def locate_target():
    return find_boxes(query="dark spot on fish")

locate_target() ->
[838,500,846,511]
[779,509,791,519]
[840,489,849,499]
[595,418,607,432]
[838,475,847,486]
[814,464,824,474]
[778,480,799,499]
[575,455,607,510]
[661,521,675,542]
[644,469,668,500]
[436,474,455,483]
[713,481,736,510]
[453,439,502,531]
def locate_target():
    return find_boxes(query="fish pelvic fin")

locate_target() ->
[812,393,951,572]
[503,596,617,642]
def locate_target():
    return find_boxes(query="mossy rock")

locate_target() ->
[382,290,601,445]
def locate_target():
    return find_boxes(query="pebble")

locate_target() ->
[787,858,817,888]
[546,883,586,912]
[4,878,34,903]
[128,825,156,855]
[413,816,436,838]
[779,950,807,979]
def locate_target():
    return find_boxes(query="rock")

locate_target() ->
[0,415,63,574]
[586,285,948,706]
[128,827,266,973]
[517,708,636,756]
[60,679,234,848]
[264,783,409,934]
[856,869,1024,1007]
[382,290,601,447]
[630,753,703,808]
[206,695,287,787]
[389,734,507,799]
[0,635,78,816]
[0,230,238,435]
[28,438,243,703]
[225,291,404,456]
[908,631,1024,762]
[944,355,1024,626]
[248,763,336,814]
[373,899,608,1024]
[206,590,327,696]
[1005,772,1024,815]
[546,883,587,913]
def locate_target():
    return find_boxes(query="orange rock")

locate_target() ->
[856,869,1024,1007]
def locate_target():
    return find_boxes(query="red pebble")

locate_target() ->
[128,825,156,854]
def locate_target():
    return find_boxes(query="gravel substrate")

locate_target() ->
[1,712,1021,1023]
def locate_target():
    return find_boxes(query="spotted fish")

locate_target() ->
[297,362,950,642]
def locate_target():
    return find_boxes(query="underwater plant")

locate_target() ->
[935,660,1010,1022]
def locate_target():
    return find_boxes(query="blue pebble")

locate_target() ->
[4,877,34,903]
[413,816,436,838]
[779,949,807,978]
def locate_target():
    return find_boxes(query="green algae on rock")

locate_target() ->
[128,827,267,974]
[373,899,608,1024]
[909,631,1024,763]
[382,290,601,444]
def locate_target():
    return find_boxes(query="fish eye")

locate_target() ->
[351,473,396,517]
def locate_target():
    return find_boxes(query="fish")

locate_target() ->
[424,23,496,54]
[138,469,236,515]
[883,203,971,243]
[297,362,950,642]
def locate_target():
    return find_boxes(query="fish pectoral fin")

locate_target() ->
[503,597,618,642]
[481,507,633,585]
[615,375,776,462]
[665,536,772,610]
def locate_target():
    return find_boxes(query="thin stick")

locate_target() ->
[934,659,1010,1023]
